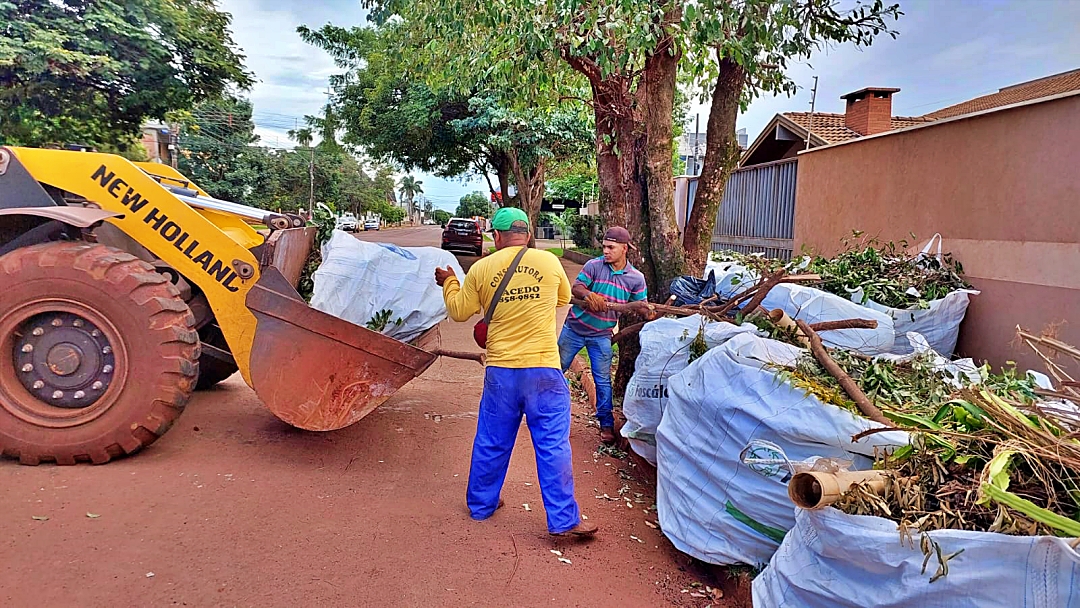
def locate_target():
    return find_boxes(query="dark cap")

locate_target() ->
[603,226,636,250]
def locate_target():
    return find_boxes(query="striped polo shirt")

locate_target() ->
[566,257,648,336]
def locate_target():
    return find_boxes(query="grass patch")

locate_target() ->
[572,247,602,258]
[483,233,493,242]
[488,246,496,254]
[545,247,564,257]
[250,224,268,231]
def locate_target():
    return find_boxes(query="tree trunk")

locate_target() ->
[507,149,546,240]
[641,18,686,297]
[683,55,745,275]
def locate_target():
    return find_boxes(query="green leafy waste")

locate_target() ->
[710,232,972,310]
[297,202,338,302]
[365,309,403,333]
[779,348,1080,538]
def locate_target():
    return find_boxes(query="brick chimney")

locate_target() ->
[840,87,900,136]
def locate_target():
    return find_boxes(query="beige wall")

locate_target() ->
[794,93,1080,370]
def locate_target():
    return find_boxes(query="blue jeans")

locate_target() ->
[468,366,581,534]
[558,324,614,429]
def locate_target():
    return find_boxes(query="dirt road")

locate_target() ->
[1,227,717,607]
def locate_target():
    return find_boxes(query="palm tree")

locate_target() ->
[288,127,315,207]
[423,198,434,223]
[398,175,423,223]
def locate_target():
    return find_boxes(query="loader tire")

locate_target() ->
[0,242,199,465]
[195,323,238,390]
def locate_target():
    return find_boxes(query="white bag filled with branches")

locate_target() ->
[846,235,978,357]
[752,507,1080,608]
[655,333,908,566]
[702,264,897,356]
[621,316,761,465]
[311,230,464,342]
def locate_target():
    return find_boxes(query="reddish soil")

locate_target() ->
[0,227,742,607]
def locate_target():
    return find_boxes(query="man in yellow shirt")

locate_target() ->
[435,207,597,537]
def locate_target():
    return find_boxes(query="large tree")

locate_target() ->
[398,174,423,220]
[0,0,253,151]
[365,0,900,287]
[175,96,266,203]
[297,23,510,196]
[365,0,900,396]
[452,97,592,232]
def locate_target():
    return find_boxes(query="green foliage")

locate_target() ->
[175,97,397,217]
[366,309,404,332]
[806,234,972,309]
[455,192,494,218]
[398,174,423,216]
[297,22,489,178]
[380,205,406,224]
[176,96,265,203]
[567,215,601,249]
[297,202,339,302]
[432,209,452,226]
[0,0,253,149]
[547,162,598,203]
[452,96,592,178]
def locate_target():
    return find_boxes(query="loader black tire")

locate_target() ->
[195,323,238,390]
[0,242,199,465]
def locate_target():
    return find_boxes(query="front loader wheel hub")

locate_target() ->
[13,311,116,409]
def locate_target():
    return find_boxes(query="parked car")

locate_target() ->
[441,218,484,257]
[364,219,380,231]
[336,213,358,232]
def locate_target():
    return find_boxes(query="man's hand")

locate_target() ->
[584,292,608,313]
[434,266,456,287]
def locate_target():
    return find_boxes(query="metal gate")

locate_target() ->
[711,158,797,260]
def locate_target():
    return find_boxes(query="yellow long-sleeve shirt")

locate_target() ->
[442,246,571,369]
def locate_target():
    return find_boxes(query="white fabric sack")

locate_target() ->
[850,287,977,357]
[753,507,1080,608]
[621,316,760,465]
[311,230,464,342]
[655,333,908,566]
[703,264,896,355]
[760,283,896,355]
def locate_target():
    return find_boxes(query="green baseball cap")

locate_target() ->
[490,207,530,232]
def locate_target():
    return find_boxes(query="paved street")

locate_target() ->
[1,226,712,608]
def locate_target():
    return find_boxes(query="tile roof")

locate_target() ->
[923,68,1080,119]
[781,112,933,144]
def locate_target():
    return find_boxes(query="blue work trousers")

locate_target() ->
[558,324,614,428]
[467,366,581,534]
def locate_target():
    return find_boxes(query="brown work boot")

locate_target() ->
[551,520,599,537]
[599,426,617,445]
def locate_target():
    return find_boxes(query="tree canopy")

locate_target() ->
[176,97,398,218]
[455,192,494,218]
[0,0,253,151]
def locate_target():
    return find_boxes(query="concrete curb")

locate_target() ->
[561,249,595,265]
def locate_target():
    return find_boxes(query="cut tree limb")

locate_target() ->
[433,349,486,365]
[808,319,879,332]
[795,319,893,427]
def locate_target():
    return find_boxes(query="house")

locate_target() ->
[141,121,176,165]
[794,87,1080,371]
[740,87,932,167]
[742,67,1080,167]
[707,67,1080,258]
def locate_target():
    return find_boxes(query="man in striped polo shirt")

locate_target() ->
[558,226,648,444]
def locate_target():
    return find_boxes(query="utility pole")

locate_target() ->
[805,76,819,151]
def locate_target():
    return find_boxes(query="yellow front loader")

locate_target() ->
[0,147,444,465]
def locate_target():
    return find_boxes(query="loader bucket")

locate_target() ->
[245,264,439,432]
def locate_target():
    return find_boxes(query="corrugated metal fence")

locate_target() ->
[711,158,797,260]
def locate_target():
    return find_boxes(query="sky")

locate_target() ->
[219,0,1080,211]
